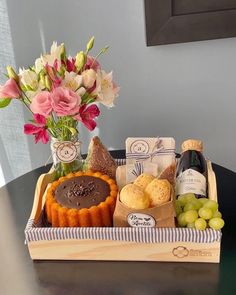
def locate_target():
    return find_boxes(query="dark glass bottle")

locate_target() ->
[176,139,207,198]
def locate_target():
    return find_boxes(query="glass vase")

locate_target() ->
[50,135,83,179]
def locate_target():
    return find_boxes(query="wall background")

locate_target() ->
[1,0,236,184]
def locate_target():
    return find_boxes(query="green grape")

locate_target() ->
[198,207,213,220]
[198,198,208,206]
[184,202,196,212]
[209,218,225,230]
[177,213,187,227]
[184,193,197,202]
[190,199,202,210]
[175,200,183,216]
[195,218,207,230]
[187,222,195,229]
[213,211,222,218]
[183,199,201,212]
[203,200,218,212]
[178,193,196,205]
[177,194,187,204]
[184,210,198,223]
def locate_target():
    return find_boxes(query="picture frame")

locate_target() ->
[144,0,236,46]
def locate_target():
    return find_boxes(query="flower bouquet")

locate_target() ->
[0,37,119,178]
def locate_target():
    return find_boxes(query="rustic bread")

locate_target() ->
[145,179,171,207]
[84,136,117,179]
[120,183,150,209]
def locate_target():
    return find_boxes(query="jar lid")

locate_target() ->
[181,139,203,152]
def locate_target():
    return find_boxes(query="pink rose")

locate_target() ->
[0,78,21,99]
[30,91,52,117]
[51,87,81,116]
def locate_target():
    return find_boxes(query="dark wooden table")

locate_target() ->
[0,150,236,295]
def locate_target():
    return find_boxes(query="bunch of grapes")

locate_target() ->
[175,193,225,230]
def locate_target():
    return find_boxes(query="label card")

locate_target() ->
[127,213,156,228]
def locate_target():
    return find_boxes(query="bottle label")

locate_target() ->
[176,169,206,196]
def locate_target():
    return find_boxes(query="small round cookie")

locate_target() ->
[120,183,150,209]
[145,179,171,207]
[133,173,155,190]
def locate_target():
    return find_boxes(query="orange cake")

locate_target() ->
[45,170,118,227]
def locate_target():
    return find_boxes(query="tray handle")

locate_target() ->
[29,171,54,223]
[207,161,218,202]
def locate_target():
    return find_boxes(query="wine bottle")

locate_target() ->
[176,139,207,198]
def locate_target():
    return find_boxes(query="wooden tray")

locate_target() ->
[25,161,221,262]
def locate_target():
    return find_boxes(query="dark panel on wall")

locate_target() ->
[173,0,236,15]
[145,0,236,46]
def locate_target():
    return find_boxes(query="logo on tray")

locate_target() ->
[172,246,189,258]
[127,213,156,227]
[172,246,213,258]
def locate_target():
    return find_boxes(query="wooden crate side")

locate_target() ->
[28,239,220,263]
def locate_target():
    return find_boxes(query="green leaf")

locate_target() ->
[81,92,89,103]
[0,98,11,108]
[29,66,36,72]
[86,97,95,104]
[81,92,96,104]
[6,66,19,81]
[68,127,78,136]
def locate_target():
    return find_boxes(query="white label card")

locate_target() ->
[127,213,156,228]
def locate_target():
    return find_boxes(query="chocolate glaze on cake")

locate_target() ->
[54,176,110,209]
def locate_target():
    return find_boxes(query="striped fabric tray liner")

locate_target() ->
[25,217,221,244]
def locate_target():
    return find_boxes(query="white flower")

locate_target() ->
[41,42,64,69]
[82,69,96,88]
[34,58,44,73]
[61,71,83,93]
[93,70,119,107]
[19,68,39,90]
